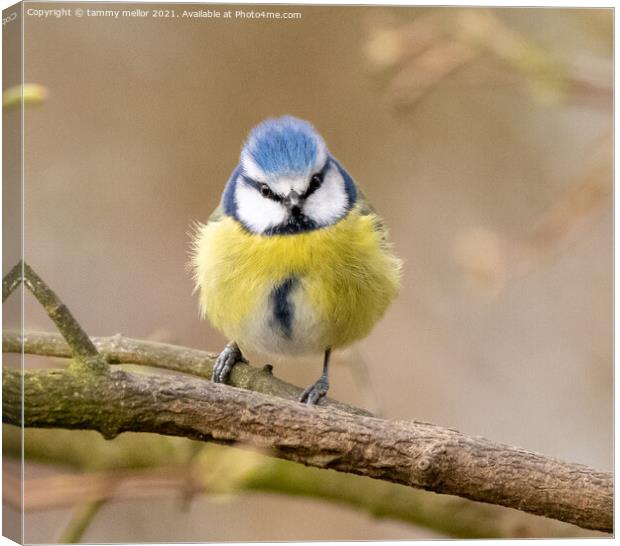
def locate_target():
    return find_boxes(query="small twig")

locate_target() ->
[56,500,105,544]
[453,133,612,299]
[2,261,23,303]
[21,264,101,363]
[365,9,612,111]
[12,467,190,510]
[3,262,108,373]
[514,139,612,270]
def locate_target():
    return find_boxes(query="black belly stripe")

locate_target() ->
[270,277,297,339]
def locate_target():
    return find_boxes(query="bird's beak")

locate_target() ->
[283,190,302,214]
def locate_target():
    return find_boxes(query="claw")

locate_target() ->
[299,376,329,406]
[212,341,246,384]
[299,348,332,406]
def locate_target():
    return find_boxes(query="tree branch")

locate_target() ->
[3,365,612,532]
[2,261,23,303]
[56,500,105,544]
[4,427,602,538]
[4,261,108,373]
[8,461,603,539]
[2,263,612,534]
[3,330,370,417]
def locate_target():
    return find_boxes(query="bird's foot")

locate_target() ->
[299,376,329,406]
[212,342,248,384]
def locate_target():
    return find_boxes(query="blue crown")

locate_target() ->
[242,116,325,176]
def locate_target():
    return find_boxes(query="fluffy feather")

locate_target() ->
[191,116,402,361]
[303,166,349,226]
[190,203,402,356]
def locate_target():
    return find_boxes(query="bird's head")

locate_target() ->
[222,116,357,235]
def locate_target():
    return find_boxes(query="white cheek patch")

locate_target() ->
[235,183,287,233]
[303,168,348,226]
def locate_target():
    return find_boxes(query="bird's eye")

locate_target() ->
[259,184,272,198]
[309,174,322,192]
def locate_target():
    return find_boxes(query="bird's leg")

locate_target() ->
[300,348,331,405]
[212,341,248,384]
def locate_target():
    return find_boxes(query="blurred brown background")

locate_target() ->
[3,3,612,542]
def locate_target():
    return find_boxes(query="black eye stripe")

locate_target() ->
[304,160,331,198]
[240,160,331,202]
[241,175,282,202]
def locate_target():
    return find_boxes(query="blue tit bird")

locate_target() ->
[191,116,402,405]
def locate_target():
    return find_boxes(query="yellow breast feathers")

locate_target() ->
[191,205,402,354]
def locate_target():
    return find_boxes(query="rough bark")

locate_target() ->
[3,330,370,416]
[3,366,612,532]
